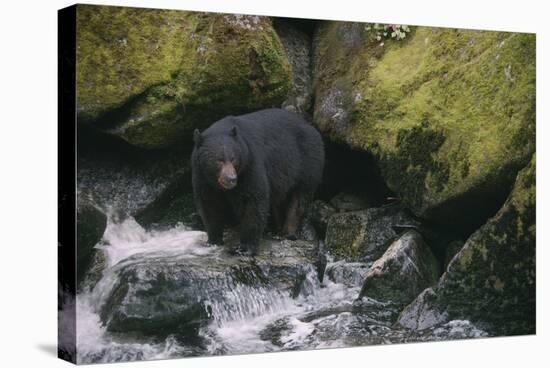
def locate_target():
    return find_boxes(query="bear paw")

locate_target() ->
[236,242,259,257]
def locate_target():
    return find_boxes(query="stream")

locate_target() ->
[75,215,489,364]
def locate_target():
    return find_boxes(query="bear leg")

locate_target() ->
[238,198,268,256]
[269,201,285,233]
[198,199,226,245]
[282,191,310,240]
[205,219,224,245]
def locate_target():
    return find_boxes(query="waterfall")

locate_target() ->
[75,216,488,363]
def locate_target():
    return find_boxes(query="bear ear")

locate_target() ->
[193,129,202,146]
[230,126,238,137]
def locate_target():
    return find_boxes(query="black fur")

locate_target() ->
[191,108,325,255]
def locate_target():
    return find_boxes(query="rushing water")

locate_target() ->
[74,215,489,364]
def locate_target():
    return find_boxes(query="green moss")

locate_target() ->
[76,5,199,122]
[314,24,535,219]
[383,123,447,209]
[431,155,535,334]
[77,7,292,148]
[325,212,366,260]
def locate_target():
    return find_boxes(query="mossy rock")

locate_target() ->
[76,6,293,148]
[324,205,418,261]
[313,23,535,225]
[397,155,535,335]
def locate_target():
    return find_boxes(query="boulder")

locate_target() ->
[77,128,193,219]
[100,237,319,337]
[77,6,293,148]
[76,192,107,285]
[324,261,370,287]
[359,230,439,306]
[397,156,536,335]
[324,204,418,261]
[395,288,448,330]
[133,165,200,230]
[313,23,535,227]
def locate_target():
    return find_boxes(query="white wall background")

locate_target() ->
[0,0,547,366]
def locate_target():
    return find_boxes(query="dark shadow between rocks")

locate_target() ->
[318,141,393,206]
[273,17,319,39]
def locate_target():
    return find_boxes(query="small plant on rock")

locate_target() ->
[365,23,411,46]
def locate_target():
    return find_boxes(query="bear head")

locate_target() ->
[192,125,248,191]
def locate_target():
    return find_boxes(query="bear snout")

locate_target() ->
[218,162,238,190]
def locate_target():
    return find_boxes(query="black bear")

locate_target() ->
[191,108,325,255]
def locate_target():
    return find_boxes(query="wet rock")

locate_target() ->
[325,204,419,261]
[313,23,535,228]
[408,319,489,341]
[324,260,370,287]
[329,192,370,212]
[77,132,191,217]
[260,297,488,350]
[259,297,400,350]
[79,248,108,293]
[133,165,200,230]
[359,230,439,306]
[77,6,292,148]
[297,219,318,242]
[396,288,448,330]
[100,237,319,337]
[77,192,107,285]
[396,156,536,335]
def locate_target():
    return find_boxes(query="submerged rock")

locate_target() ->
[259,297,487,350]
[324,204,418,261]
[99,237,319,337]
[77,192,107,286]
[397,156,536,335]
[77,6,293,148]
[359,230,439,306]
[313,23,535,228]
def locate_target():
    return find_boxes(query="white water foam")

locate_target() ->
[76,217,211,363]
[74,217,489,363]
[280,318,315,348]
[98,217,209,267]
